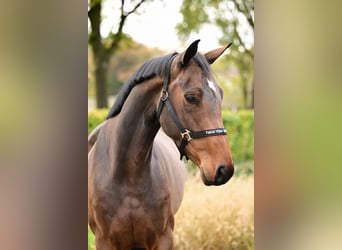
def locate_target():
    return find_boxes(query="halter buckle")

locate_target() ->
[160,90,168,102]
[181,129,192,142]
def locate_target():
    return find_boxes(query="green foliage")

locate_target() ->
[176,0,209,40]
[223,109,254,163]
[88,226,95,250]
[88,109,108,135]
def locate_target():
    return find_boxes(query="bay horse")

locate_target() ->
[88,40,234,249]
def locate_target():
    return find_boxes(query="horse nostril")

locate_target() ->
[215,165,233,185]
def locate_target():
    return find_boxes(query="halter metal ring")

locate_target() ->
[181,129,192,142]
[160,90,168,101]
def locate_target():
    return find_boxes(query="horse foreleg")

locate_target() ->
[156,216,174,250]
[94,237,114,250]
[157,227,174,250]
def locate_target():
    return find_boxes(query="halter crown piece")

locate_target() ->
[157,54,227,160]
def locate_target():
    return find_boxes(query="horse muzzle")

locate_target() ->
[201,163,234,186]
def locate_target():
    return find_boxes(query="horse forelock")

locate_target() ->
[106,53,178,119]
[192,53,212,77]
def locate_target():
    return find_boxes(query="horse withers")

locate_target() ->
[88,40,234,249]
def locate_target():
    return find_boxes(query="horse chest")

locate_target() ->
[100,185,171,242]
[117,184,171,221]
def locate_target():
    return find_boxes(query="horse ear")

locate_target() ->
[204,42,232,64]
[181,39,200,66]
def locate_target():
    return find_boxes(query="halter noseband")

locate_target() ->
[157,54,227,160]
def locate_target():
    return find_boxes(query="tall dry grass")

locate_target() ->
[174,173,254,250]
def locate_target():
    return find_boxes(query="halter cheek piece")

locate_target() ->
[157,54,227,160]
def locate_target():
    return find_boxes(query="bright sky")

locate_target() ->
[100,0,222,52]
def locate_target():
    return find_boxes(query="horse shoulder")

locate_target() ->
[88,121,108,153]
[88,118,122,228]
[151,129,187,214]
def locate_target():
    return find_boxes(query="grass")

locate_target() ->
[88,226,96,250]
[88,163,254,250]
[174,171,254,250]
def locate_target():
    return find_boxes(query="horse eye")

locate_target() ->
[185,95,199,104]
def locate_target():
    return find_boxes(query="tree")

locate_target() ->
[88,0,147,108]
[177,0,254,109]
[88,40,164,98]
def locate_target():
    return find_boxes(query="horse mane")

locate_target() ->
[106,52,177,119]
[192,53,212,76]
[106,51,211,119]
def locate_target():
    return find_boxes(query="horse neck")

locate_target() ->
[111,76,163,180]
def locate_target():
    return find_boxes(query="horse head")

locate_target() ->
[158,40,234,186]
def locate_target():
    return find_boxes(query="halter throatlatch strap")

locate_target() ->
[157,53,227,160]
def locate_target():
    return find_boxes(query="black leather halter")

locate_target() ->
[157,54,227,160]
